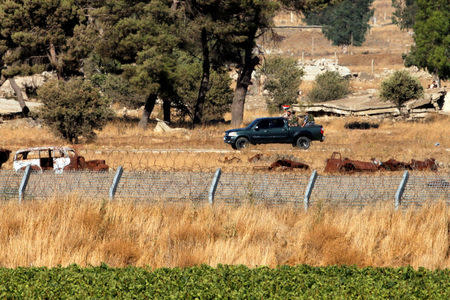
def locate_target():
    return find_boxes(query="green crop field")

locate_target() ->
[0,265,448,299]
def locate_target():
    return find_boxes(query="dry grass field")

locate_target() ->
[0,197,447,269]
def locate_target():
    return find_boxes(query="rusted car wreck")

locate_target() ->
[325,152,438,173]
[13,146,108,173]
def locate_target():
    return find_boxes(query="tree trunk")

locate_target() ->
[139,93,157,129]
[163,99,171,123]
[9,78,29,116]
[48,42,62,79]
[193,27,210,125]
[231,47,259,127]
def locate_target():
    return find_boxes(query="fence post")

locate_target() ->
[109,166,123,200]
[304,170,318,211]
[208,168,222,205]
[18,165,31,203]
[395,171,409,210]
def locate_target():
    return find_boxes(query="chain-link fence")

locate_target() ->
[0,169,448,209]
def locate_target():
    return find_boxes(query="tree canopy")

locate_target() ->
[392,0,418,30]
[0,0,83,79]
[304,0,374,47]
[404,0,449,82]
[379,70,423,110]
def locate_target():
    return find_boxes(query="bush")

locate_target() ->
[380,70,423,109]
[38,78,113,143]
[259,56,304,113]
[307,71,350,103]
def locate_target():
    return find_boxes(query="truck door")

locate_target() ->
[252,119,272,143]
[269,118,290,142]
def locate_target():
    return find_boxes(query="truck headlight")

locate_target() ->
[228,132,238,137]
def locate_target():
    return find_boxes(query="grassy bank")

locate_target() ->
[0,197,448,269]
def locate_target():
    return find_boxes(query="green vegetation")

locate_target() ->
[392,0,418,30]
[307,71,350,103]
[304,0,374,47]
[0,265,448,298]
[259,56,304,113]
[380,70,424,109]
[404,0,450,83]
[37,78,113,143]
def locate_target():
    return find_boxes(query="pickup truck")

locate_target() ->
[224,117,325,150]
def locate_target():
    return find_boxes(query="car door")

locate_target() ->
[268,118,290,142]
[251,119,272,143]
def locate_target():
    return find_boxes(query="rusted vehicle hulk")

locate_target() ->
[0,148,11,169]
[325,152,378,173]
[325,152,438,173]
[13,146,108,173]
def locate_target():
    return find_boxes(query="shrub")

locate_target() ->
[38,78,113,143]
[379,70,424,109]
[307,71,350,103]
[259,56,304,113]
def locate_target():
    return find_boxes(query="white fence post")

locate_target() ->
[109,166,123,200]
[304,170,318,211]
[208,168,222,205]
[395,171,409,210]
[18,165,31,203]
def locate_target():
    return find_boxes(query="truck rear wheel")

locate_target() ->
[296,136,311,150]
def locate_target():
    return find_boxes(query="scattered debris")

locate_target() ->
[325,152,378,173]
[0,148,11,169]
[269,159,309,171]
[153,119,188,134]
[221,156,241,164]
[344,121,379,129]
[325,152,439,173]
[248,153,264,162]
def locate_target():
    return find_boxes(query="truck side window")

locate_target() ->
[258,120,271,129]
[271,119,285,128]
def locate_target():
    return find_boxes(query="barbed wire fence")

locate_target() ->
[0,167,448,209]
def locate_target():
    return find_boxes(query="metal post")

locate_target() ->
[208,168,222,205]
[304,170,318,211]
[109,166,123,200]
[18,165,31,203]
[395,171,409,210]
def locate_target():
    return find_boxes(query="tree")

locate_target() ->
[0,0,83,115]
[228,0,337,127]
[307,71,349,102]
[392,0,418,30]
[89,0,181,128]
[259,56,304,113]
[404,0,449,84]
[174,56,233,122]
[304,0,374,47]
[37,78,113,143]
[0,0,82,79]
[379,70,423,111]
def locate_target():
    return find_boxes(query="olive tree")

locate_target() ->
[307,71,350,103]
[379,70,423,111]
[38,78,113,143]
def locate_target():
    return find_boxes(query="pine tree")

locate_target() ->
[304,0,374,47]
[404,0,449,83]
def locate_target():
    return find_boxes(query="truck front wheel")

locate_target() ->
[234,137,249,150]
[296,136,311,150]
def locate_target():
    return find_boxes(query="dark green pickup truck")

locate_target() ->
[224,117,325,150]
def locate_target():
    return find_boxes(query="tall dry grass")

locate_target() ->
[0,196,448,269]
